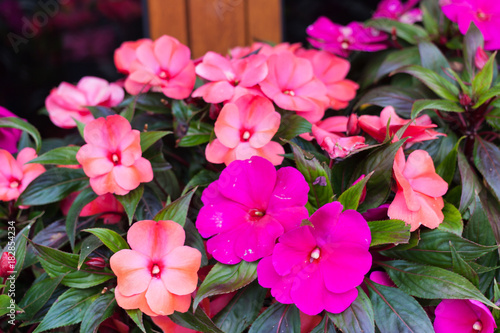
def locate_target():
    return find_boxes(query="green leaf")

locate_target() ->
[182,169,219,195]
[437,202,463,236]
[457,151,482,214]
[375,47,421,82]
[80,292,116,333]
[382,260,498,308]
[395,65,459,101]
[7,224,29,280]
[140,131,170,152]
[366,280,434,333]
[169,306,224,333]
[474,137,500,201]
[368,220,411,247]
[66,187,98,250]
[355,86,427,116]
[411,99,463,118]
[178,121,213,147]
[84,228,129,253]
[194,261,258,310]
[17,168,89,206]
[473,84,500,108]
[33,287,100,333]
[436,137,464,185]
[29,146,80,165]
[75,118,86,139]
[366,19,429,44]
[126,309,146,333]
[213,281,267,333]
[478,188,500,248]
[472,52,496,98]
[463,23,484,78]
[418,41,453,83]
[327,287,375,333]
[184,219,208,267]
[116,185,143,224]
[310,316,337,333]
[381,229,497,268]
[486,107,500,131]
[0,294,23,317]
[248,303,301,333]
[17,274,64,320]
[0,117,42,153]
[450,242,479,286]
[274,113,312,141]
[86,106,115,118]
[337,172,372,211]
[154,187,196,227]
[78,235,102,269]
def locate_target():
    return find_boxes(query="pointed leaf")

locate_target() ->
[418,42,453,82]
[29,146,80,165]
[436,137,464,185]
[368,219,411,247]
[474,137,500,201]
[411,99,463,118]
[355,86,427,116]
[310,316,337,333]
[0,117,42,153]
[463,23,484,77]
[437,202,463,236]
[375,47,421,82]
[327,287,375,333]
[84,228,129,253]
[472,52,496,98]
[126,309,146,333]
[450,242,479,286]
[366,19,429,44]
[457,151,482,214]
[169,306,224,333]
[78,235,102,269]
[66,187,98,250]
[274,113,312,141]
[116,185,143,224]
[17,274,65,321]
[80,292,117,333]
[248,303,301,333]
[178,121,213,147]
[140,131,170,152]
[338,172,372,211]
[154,187,196,227]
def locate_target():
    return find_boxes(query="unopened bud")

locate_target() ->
[209,103,222,120]
[346,114,360,136]
[459,92,472,106]
[85,257,107,269]
[0,252,16,278]
[475,46,488,70]
[352,174,367,204]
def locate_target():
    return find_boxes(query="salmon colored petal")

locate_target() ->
[77,145,114,177]
[114,286,156,317]
[110,249,152,296]
[236,54,268,87]
[16,147,37,165]
[205,139,233,165]
[273,52,314,88]
[108,83,125,105]
[404,150,448,197]
[127,220,185,259]
[90,172,129,196]
[192,81,234,103]
[388,191,444,231]
[77,77,111,105]
[195,51,234,82]
[135,42,160,73]
[162,246,201,295]
[160,62,196,99]
[152,315,198,333]
[125,70,155,94]
[145,278,176,316]
[118,131,142,166]
[215,103,241,148]
[154,36,191,76]
[255,141,285,166]
[380,106,406,126]
[18,164,45,193]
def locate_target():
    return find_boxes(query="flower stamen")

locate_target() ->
[473,321,483,331]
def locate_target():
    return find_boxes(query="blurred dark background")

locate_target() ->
[0,0,379,137]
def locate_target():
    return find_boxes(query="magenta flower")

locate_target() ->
[0,106,22,154]
[434,299,496,333]
[441,0,500,50]
[373,0,422,24]
[196,156,309,264]
[307,17,388,58]
[257,202,372,315]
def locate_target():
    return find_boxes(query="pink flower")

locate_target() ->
[230,42,302,59]
[61,192,125,224]
[373,0,422,24]
[76,115,153,195]
[441,0,500,50]
[0,148,45,202]
[307,18,388,57]
[0,106,22,154]
[124,35,196,99]
[257,202,372,315]
[296,49,359,110]
[475,46,489,69]
[192,52,268,103]
[388,148,448,231]
[434,299,496,333]
[196,156,309,264]
[110,220,202,316]
[358,106,444,145]
[205,95,284,166]
[0,252,16,278]
[45,76,124,128]
[369,271,395,287]
[114,38,151,74]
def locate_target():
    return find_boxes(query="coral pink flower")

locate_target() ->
[358,106,444,145]
[373,0,422,24]
[0,148,45,202]
[434,299,496,333]
[296,49,359,110]
[475,46,489,69]
[124,35,196,99]
[192,52,268,103]
[110,220,202,316]
[307,18,388,57]
[61,192,125,224]
[259,51,329,123]
[114,38,151,74]
[45,76,124,128]
[196,156,309,264]
[388,148,448,231]
[0,106,22,154]
[205,95,284,166]
[76,115,153,195]
[257,202,372,315]
[441,0,500,50]
[152,315,197,333]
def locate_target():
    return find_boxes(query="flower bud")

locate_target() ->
[209,103,222,120]
[85,257,107,269]
[346,113,360,136]
[0,252,16,278]
[475,46,488,70]
[459,92,472,106]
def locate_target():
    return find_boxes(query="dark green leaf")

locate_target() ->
[450,242,479,286]
[29,146,80,165]
[418,41,453,83]
[116,185,144,224]
[136,186,163,220]
[154,188,196,227]
[213,281,267,333]
[382,260,497,308]
[184,219,208,267]
[33,287,100,333]
[8,225,29,279]
[248,303,301,333]
[78,235,102,269]
[457,151,482,214]
[366,280,434,333]
[338,172,372,211]
[368,220,411,247]
[310,316,337,333]
[84,228,129,253]
[472,52,496,98]
[17,274,65,321]
[478,188,500,247]
[463,23,484,78]
[66,187,98,249]
[473,84,500,108]
[366,19,429,44]
[126,309,146,333]
[86,106,115,118]
[140,131,170,152]
[274,113,312,141]
[17,168,89,206]
[0,295,22,317]
[0,117,42,153]
[178,121,213,147]
[194,261,258,310]
[436,137,464,185]
[375,47,421,82]
[355,86,427,117]
[75,119,86,139]
[182,169,219,195]
[169,306,224,333]
[327,287,375,333]
[437,202,463,236]
[411,99,463,118]
[486,107,500,131]
[80,292,116,333]
[474,137,500,201]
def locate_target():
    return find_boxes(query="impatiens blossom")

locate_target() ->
[441,0,500,50]
[110,220,202,316]
[434,299,496,333]
[257,202,372,315]
[296,49,359,110]
[307,17,388,58]
[369,271,395,287]
[61,192,125,224]
[0,148,45,202]
[358,106,444,145]
[373,0,422,24]
[124,35,196,99]
[259,51,329,123]
[114,38,150,74]
[45,76,124,128]
[192,52,268,103]
[205,95,284,166]
[230,42,302,59]
[196,156,309,264]
[388,147,448,231]
[0,106,22,154]
[76,115,153,195]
